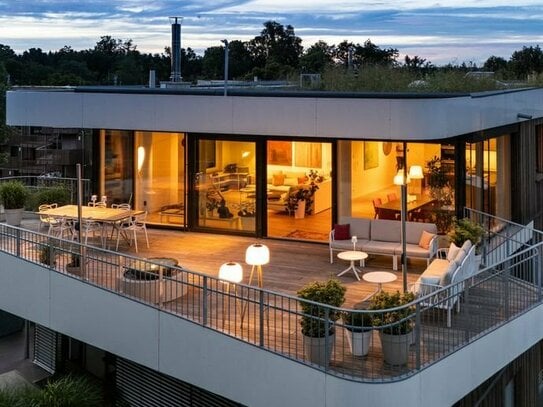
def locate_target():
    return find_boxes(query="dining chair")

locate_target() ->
[81,219,105,247]
[109,203,132,239]
[387,193,398,202]
[47,217,74,240]
[116,211,149,253]
[372,198,383,219]
[38,204,55,230]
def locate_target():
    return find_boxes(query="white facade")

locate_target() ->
[7,88,543,140]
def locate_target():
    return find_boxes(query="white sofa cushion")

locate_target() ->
[331,239,370,251]
[439,261,459,286]
[406,222,438,245]
[447,242,461,262]
[421,258,450,279]
[363,240,398,255]
[402,244,434,259]
[339,216,371,240]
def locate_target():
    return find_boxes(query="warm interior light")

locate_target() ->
[219,262,243,283]
[241,151,250,159]
[245,243,270,266]
[408,165,424,179]
[393,169,410,186]
[137,146,146,173]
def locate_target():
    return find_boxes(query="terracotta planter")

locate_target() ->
[380,331,411,365]
[4,208,23,226]
[345,329,372,356]
[303,333,335,365]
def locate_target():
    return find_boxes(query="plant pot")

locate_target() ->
[240,216,255,231]
[380,331,411,365]
[66,265,83,277]
[4,208,23,226]
[303,333,335,365]
[294,200,306,219]
[345,329,372,357]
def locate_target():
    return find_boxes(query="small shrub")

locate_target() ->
[0,181,29,209]
[29,185,71,211]
[369,290,415,335]
[35,374,103,407]
[297,279,346,337]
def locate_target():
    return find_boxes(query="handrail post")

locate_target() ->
[504,240,511,321]
[202,276,208,326]
[324,307,330,371]
[16,228,21,257]
[415,303,421,370]
[259,290,264,347]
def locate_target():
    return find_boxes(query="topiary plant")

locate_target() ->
[297,279,346,337]
[448,217,485,253]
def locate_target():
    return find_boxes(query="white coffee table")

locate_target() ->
[362,271,398,299]
[337,251,369,281]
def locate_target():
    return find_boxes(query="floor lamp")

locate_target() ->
[219,262,243,329]
[241,243,270,328]
[394,169,409,293]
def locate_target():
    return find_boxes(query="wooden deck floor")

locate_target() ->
[9,220,542,380]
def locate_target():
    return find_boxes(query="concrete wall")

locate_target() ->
[1,251,543,406]
[7,89,543,141]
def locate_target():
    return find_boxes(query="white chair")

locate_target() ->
[81,219,105,247]
[116,211,149,253]
[47,217,73,240]
[88,201,107,208]
[109,203,132,240]
[38,204,55,230]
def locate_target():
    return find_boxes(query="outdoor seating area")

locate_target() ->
[329,217,438,270]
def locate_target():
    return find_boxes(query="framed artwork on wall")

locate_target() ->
[295,142,322,168]
[364,141,379,170]
[267,141,293,166]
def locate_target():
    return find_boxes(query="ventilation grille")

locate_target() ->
[116,357,244,407]
[33,325,60,374]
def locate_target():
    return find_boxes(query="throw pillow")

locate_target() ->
[418,230,435,249]
[272,173,285,186]
[333,224,350,240]
[447,242,461,262]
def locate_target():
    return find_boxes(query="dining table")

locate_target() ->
[38,204,142,248]
[374,195,435,221]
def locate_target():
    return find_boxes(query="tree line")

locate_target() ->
[1,20,542,88]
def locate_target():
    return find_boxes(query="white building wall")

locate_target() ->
[7,89,543,140]
[0,251,542,407]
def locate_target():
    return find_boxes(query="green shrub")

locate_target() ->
[297,279,346,337]
[0,181,29,209]
[34,374,103,407]
[29,185,71,211]
[369,290,415,335]
[341,309,373,332]
[448,217,485,251]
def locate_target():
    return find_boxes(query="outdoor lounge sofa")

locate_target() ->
[410,240,476,327]
[329,217,438,270]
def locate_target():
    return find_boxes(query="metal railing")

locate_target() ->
[0,213,541,382]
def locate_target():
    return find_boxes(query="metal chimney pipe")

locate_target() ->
[148,70,156,88]
[169,16,183,82]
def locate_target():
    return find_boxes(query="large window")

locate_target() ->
[101,130,133,205]
[466,136,510,220]
[347,141,455,233]
[195,139,256,232]
[134,131,186,226]
[266,140,332,240]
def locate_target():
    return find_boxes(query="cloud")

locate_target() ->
[0,1,541,65]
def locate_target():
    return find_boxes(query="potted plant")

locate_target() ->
[238,201,255,230]
[448,217,485,267]
[288,182,319,219]
[66,252,83,276]
[38,242,56,267]
[0,180,30,226]
[341,309,373,356]
[369,290,415,366]
[297,279,346,365]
